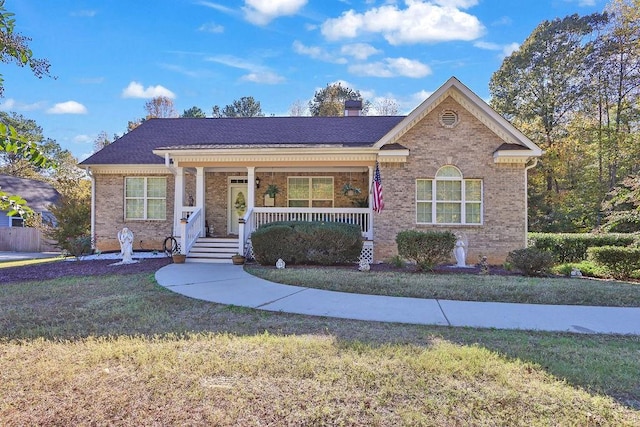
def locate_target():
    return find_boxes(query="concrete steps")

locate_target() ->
[186,237,238,264]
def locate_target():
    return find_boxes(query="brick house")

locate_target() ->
[80,77,541,264]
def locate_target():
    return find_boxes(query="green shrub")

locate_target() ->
[552,261,609,278]
[251,221,362,266]
[528,233,636,263]
[506,248,554,277]
[396,230,456,271]
[587,246,640,280]
[66,235,93,258]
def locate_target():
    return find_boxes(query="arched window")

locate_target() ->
[416,166,482,224]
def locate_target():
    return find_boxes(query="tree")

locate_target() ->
[93,131,112,152]
[44,178,91,254]
[0,1,54,218]
[373,98,399,115]
[212,96,264,118]
[144,96,177,119]
[309,83,370,116]
[601,174,640,232]
[181,106,206,118]
[289,99,307,116]
[0,0,52,97]
[490,13,607,231]
[0,111,47,177]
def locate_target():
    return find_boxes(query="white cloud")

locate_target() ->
[73,134,93,143]
[292,41,347,64]
[71,10,97,17]
[243,0,307,25]
[348,57,431,78]
[198,22,224,33]
[474,40,519,58]
[0,98,46,111]
[197,1,235,14]
[340,43,382,60]
[240,71,285,84]
[121,81,176,99]
[321,0,485,45]
[433,0,478,7]
[46,101,88,115]
[206,55,285,84]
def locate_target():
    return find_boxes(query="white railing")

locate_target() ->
[250,207,372,238]
[238,207,254,255]
[179,207,203,255]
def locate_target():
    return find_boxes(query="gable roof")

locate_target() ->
[80,116,405,166]
[374,77,542,162]
[0,175,60,212]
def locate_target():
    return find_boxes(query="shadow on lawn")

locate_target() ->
[1,264,639,410]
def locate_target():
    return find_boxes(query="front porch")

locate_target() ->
[172,166,377,264]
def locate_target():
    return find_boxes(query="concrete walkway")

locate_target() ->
[155,263,640,335]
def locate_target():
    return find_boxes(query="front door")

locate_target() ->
[228,182,248,235]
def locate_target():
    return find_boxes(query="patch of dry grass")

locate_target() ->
[1,272,639,425]
[247,265,640,307]
[2,333,638,426]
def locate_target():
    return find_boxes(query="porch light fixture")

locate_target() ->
[255,177,261,188]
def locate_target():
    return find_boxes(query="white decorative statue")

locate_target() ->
[454,235,467,267]
[118,227,135,264]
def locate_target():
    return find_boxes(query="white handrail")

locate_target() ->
[179,207,203,255]
[238,207,253,255]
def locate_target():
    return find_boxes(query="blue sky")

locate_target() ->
[1,0,604,161]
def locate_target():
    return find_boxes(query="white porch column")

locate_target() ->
[196,166,205,236]
[246,166,255,210]
[174,167,184,236]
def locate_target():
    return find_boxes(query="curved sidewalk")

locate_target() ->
[155,263,640,335]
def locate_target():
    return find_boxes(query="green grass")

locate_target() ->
[247,265,640,307]
[1,272,639,424]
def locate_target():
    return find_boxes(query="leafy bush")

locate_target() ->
[587,246,640,280]
[552,261,609,278]
[506,248,554,277]
[251,221,362,266]
[396,230,456,271]
[66,235,93,258]
[528,233,636,263]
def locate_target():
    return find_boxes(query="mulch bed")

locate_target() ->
[1,257,173,285]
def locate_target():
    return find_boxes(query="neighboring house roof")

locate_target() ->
[80,116,405,166]
[0,175,60,212]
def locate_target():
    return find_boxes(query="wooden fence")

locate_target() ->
[0,227,58,252]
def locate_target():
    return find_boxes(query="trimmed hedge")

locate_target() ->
[396,230,456,271]
[251,221,363,266]
[587,246,640,279]
[506,248,554,277]
[528,233,637,263]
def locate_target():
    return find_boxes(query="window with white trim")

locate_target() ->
[124,177,167,220]
[287,177,334,207]
[416,166,482,224]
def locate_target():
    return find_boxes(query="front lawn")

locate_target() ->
[1,272,639,424]
[247,265,640,307]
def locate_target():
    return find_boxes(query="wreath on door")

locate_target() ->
[234,191,247,216]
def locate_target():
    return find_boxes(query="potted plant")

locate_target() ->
[172,243,186,264]
[342,183,361,197]
[231,253,246,265]
[264,184,279,207]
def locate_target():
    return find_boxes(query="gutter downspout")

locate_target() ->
[86,167,96,250]
[524,158,539,247]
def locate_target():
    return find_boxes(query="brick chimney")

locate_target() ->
[344,99,363,117]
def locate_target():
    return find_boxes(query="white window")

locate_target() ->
[287,177,334,208]
[416,166,482,225]
[125,177,166,220]
[10,214,24,227]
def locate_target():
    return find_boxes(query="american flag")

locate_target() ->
[372,161,384,213]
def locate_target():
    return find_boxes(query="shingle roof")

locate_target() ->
[80,116,406,166]
[0,175,60,212]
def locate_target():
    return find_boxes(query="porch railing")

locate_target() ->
[178,207,203,255]
[239,208,372,252]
